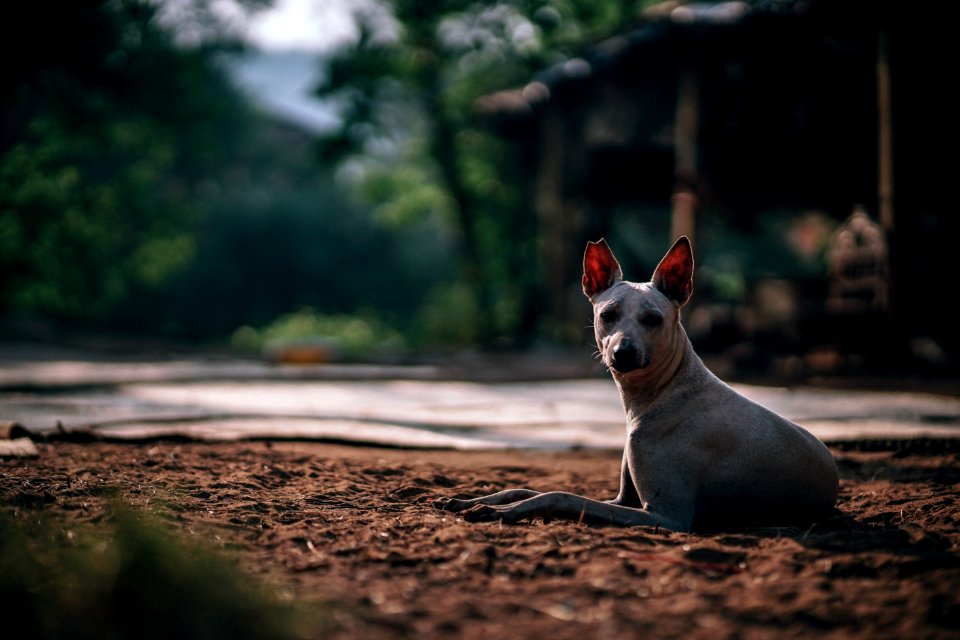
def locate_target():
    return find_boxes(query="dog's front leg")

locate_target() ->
[433,489,542,513]
[461,491,689,531]
[607,449,642,507]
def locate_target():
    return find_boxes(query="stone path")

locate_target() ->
[2,349,958,450]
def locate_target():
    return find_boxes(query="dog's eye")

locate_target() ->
[641,313,663,328]
[599,309,618,324]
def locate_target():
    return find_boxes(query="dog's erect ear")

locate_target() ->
[652,236,694,305]
[583,239,623,299]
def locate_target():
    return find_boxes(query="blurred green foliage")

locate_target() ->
[0,0,457,344]
[112,145,456,340]
[0,507,308,640]
[0,0,249,321]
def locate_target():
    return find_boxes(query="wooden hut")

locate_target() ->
[476,0,954,371]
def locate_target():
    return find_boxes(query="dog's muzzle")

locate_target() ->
[610,340,642,373]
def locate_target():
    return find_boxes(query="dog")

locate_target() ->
[435,236,839,532]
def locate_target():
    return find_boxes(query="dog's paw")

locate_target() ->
[432,496,471,512]
[461,503,519,524]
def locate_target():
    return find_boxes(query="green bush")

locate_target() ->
[232,307,407,361]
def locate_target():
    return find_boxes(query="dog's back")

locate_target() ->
[684,368,841,530]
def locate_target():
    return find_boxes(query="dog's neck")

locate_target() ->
[611,326,710,423]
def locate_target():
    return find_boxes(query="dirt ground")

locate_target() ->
[2,440,959,639]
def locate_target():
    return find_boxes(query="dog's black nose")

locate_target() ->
[611,341,639,373]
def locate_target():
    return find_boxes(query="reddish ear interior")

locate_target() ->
[582,239,623,298]
[652,236,694,305]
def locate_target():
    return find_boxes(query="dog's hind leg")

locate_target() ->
[434,489,542,513]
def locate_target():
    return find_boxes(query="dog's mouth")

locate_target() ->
[608,345,649,374]
[609,361,646,374]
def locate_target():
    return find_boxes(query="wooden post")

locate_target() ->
[877,29,894,233]
[876,27,897,324]
[534,108,582,341]
[671,67,699,246]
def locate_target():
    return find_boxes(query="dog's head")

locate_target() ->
[583,237,693,375]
